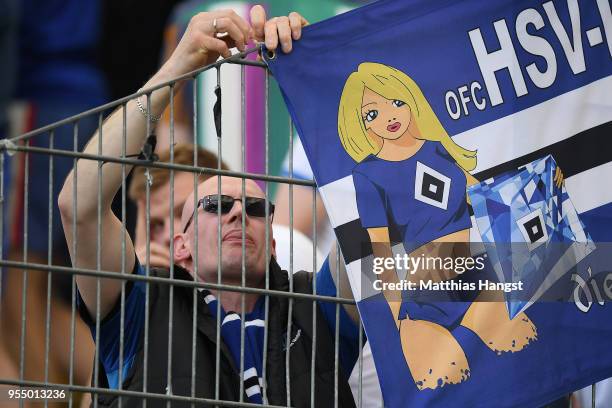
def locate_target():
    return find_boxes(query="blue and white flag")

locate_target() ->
[267,0,612,406]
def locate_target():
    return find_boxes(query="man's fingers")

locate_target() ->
[288,12,307,40]
[250,5,266,42]
[135,248,146,264]
[138,243,172,268]
[137,242,171,259]
[219,35,238,51]
[261,11,307,54]
[209,16,246,51]
[264,18,279,51]
[219,9,252,44]
[149,242,170,254]
[148,255,172,269]
[202,35,232,59]
[275,16,293,53]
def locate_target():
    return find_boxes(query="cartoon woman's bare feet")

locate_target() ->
[399,319,470,391]
[461,300,538,354]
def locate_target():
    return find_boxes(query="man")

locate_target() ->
[131,143,323,274]
[58,5,359,407]
[128,144,228,268]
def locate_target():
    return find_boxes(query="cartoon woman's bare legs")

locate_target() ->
[460,291,538,354]
[398,318,470,390]
[377,232,537,391]
[455,232,538,354]
[382,297,470,390]
[375,233,472,391]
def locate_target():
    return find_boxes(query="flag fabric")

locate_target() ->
[266,0,612,406]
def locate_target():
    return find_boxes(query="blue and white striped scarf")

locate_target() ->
[200,290,265,404]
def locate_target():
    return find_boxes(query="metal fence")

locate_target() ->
[0,46,370,408]
[0,46,598,408]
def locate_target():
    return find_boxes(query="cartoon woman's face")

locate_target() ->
[361,87,412,141]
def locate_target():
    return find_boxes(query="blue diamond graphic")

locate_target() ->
[468,155,595,319]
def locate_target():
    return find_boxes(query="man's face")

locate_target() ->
[177,176,275,286]
[149,172,195,248]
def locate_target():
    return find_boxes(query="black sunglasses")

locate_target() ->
[182,194,275,233]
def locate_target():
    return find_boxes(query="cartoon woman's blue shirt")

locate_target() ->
[353,140,475,327]
[352,140,471,254]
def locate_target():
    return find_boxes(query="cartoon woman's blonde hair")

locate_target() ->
[337,62,476,171]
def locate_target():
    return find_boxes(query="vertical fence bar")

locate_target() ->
[310,181,318,408]
[214,65,223,407]
[118,102,128,408]
[167,84,176,408]
[143,93,153,408]
[592,383,596,408]
[334,244,340,408]
[285,126,296,406]
[239,182,246,403]
[191,76,199,408]
[94,112,105,408]
[20,139,30,408]
[44,131,55,408]
[68,121,79,408]
[285,117,294,406]
[239,63,246,403]
[261,67,271,406]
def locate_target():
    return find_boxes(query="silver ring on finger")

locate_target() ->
[213,18,218,32]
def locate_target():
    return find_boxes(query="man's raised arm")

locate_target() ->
[58,9,254,319]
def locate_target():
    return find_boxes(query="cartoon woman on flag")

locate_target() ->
[337,62,538,390]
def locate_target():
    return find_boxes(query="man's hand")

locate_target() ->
[156,5,308,82]
[159,9,252,80]
[250,5,308,54]
[136,242,172,270]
